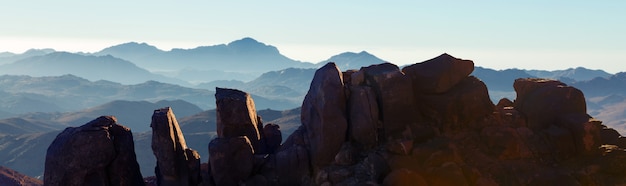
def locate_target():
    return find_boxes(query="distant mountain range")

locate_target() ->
[0,52,188,85]
[95,37,316,82]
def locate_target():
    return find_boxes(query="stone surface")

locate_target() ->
[301,62,348,171]
[208,136,254,186]
[44,116,144,186]
[402,53,474,94]
[513,78,587,130]
[151,107,201,186]
[359,63,417,140]
[348,85,380,148]
[215,87,262,151]
[418,76,494,131]
[481,126,533,160]
[382,169,427,186]
[262,123,282,154]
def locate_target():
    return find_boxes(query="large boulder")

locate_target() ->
[357,63,418,140]
[402,53,475,94]
[151,107,201,186]
[263,123,282,154]
[480,126,533,160]
[261,145,311,185]
[418,76,494,131]
[513,78,587,130]
[215,87,263,152]
[44,116,144,186]
[348,85,380,148]
[513,78,600,155]
[301,62,348,171]
[208,136,255,186]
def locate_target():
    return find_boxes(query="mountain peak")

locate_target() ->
[226,37,280,54]
[96,42,163,57]
[321,51,386,70]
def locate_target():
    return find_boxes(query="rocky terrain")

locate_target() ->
[3,53,626,185]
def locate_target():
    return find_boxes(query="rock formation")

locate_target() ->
[151,107,201,186]
[40,53,626,185]
[205,53,626,185]
[44,116,144,186]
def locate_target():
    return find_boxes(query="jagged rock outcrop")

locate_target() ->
[209,87,307,185]
[403,53,474,94]
[151,107,201,186]
[0,166,42,186]
[44,116,144,186]
[214,88,264,153]
[208,136,254,185]
[203,54,626,185]
[301,62,348,171]
[355,63,417,140]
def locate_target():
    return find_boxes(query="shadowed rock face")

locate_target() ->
[301,62,348,172]
[44,116,143,186]
[151,107,201,186]
[202,55,626,186]
[214,87,263,152]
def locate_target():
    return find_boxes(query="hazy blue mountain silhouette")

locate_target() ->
[570,72,626,97]
[472,67,537,92]
[318,51,386,70]
[526,67,612,82]
[166,68,258,84]
[53,99,203,132]
[0,52,189,85]
[0,49,56,65]
[0,74,299,114]
[96,37,316,82]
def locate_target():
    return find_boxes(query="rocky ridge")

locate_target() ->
[37,53,626,185]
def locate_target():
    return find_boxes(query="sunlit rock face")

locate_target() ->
[44,116,144,186]
[151,107,201,186]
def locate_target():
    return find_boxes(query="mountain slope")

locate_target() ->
[318,51,386,70]
[55,100,203,132]
[0,49,55,65]
[0,166,42,185]
[0,52,189,85]
[96,37,316,77]
[526,67,612,82]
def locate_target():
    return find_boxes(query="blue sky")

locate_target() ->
[1,1,625,73]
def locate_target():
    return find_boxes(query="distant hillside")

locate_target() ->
[96,38,316,82]
[472,67,536,92]
[526,67,612,82]
[0,117,64,136]
[0,48,55,65]
[570,72,626,97]
[0,74,215,111]
[318,51,386,70]
[56,100,203,132]
[0,132,58,179]
[0,52,188,85]
[0,166,42,185]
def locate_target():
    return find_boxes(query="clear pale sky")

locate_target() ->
[1,1,624,73]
